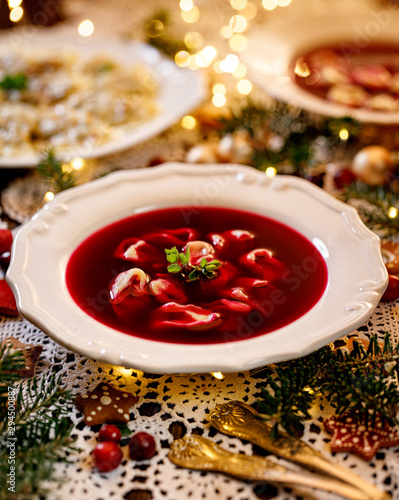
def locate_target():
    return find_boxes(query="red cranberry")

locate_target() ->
[98,424,121,444]
[333,168,357,189]
[129,432,156,461]
[92,441,123,472]
[381,274,399,302]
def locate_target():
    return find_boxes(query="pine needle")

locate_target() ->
[36,148,76,193]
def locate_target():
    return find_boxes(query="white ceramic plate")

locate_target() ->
[242,10,399,124]
[0,29,205,168]
[7,163,388,373]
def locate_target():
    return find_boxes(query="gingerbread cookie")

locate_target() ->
[1,337,43,378]
[324,411,399,461]
[381,240,399,275]
[76,382,139,426]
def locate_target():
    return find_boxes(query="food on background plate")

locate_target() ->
[293,45,399,112]
[0,48,159,158]
[66,206,328,344]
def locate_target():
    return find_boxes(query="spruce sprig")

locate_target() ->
[0,346,78,499]
[36,148,76,193]
[343,182,399,235]
[255,334,399,438]
[256,346,332,439]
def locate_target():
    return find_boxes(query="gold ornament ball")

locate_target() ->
[351,145,394,185]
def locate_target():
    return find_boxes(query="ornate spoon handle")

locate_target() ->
[208,401,390,500]
[169,435,370,500]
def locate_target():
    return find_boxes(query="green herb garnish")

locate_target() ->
[165,246,222,281]
[0,72,28,91]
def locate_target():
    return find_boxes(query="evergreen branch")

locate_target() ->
[256,335,399,438]
[256,347,332,438]
[342,182,399,235]
[36,148,76,193]
[0,373,78,499]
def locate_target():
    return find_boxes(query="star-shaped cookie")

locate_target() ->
[1,337,43,378]
[76,382,139,426]
[324,411,399,461]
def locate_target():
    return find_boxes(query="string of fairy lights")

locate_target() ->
[9,0,398,230]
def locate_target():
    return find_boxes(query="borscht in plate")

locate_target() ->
[66,206,328,344]
[293,44,399,112]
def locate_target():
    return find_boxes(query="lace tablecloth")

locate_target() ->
[1,1,399,499]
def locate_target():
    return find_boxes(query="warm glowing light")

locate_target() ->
[181,6,200,23]
[230,0,247,9]
[303,385,315,394]
[180,0,194,11]
[212,93,226,107]
[184,31,203,49]
[71,157,84,170]
[220,25,233,39]
[237,79,252,94]
[175,50,190,67]
[229,34,247,52]
[78,19,95,37]
[339,128,349,141]
[277,0,292,6]
[262,0,277,10]
[294,57,311,77]
[9,6,23,22]
[188,54,200,70]
[213,61,223,74]
[8,0,22,8]
[211,371,225,380]
[114,366,144,378]
[212,83,227,95]
[195,46,217,67]
[233,62,247,79]
[388,207,398,218]
[181,115,197,129]
[203,45,217,60]
[44,191,55,201]
[220,54,240,73]
[241,2,257,19]
[265,166,277,177]
[229,15,247,33]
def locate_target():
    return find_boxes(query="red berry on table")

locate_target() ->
[381,274,399,302]
[0,229,13,255]
[92,441,123,472]
[98,424,122,444]
[129,432,156,461]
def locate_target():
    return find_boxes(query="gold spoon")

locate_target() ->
[169,434,371,500]
[208,401,390,500]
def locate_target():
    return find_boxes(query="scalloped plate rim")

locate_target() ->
[6,163,388,373]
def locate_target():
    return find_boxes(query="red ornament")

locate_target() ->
[92,441,123,472]
[333,168,357,189]
[324,412,399,461]
[0,280,18,316]
[129,432,156,461]
[98,424,122,444]
[0,229,13,255]
[381,274,399,302]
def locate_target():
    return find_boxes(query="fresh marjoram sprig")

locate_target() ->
[165,246,222,281]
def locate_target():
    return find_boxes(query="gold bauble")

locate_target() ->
[351,145,394,185]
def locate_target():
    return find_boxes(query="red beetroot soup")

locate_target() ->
[66,206,328,344]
